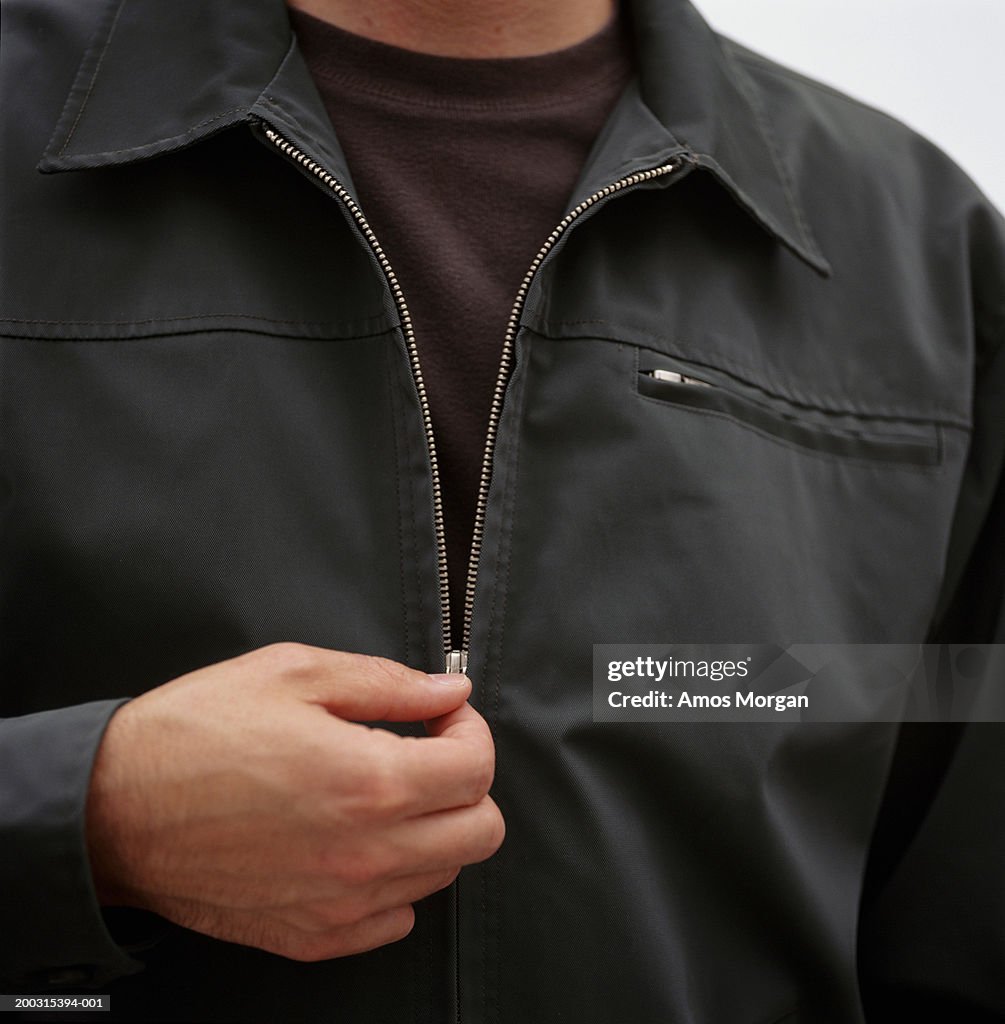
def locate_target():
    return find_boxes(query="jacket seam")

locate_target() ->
[634,343,966,429]
[49,0,126,159]
[0,314,386,328]
[55,107,250,164]
[636,390,944,473]
[0,323,396,345]
[633,341,948,463]
[484,336,531,1024]
[384,348,411,672]
[720,43,827,267]
[526,322,972,427]
[259,33,299,99]
[45,5,297,166]
[732,45,923,136]
[385,333,429,672]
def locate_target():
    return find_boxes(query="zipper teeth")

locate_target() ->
[266,124,684,670]
[264,127,454,659]
[265,126,682,1024]
[460,159,683,656]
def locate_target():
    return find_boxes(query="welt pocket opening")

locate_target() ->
[637,367,941,467]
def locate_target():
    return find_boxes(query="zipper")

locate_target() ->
[263,125,686,675]
[263,126,455,665]
[459,159,689,667]
[263,123,687,1023]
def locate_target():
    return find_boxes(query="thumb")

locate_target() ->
[282,647,471,722]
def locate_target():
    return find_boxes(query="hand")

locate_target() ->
[84,643,504,961]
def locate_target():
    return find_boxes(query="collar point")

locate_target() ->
[36,113,254,175]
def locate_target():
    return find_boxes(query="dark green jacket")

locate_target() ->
[2,1,1003,1021]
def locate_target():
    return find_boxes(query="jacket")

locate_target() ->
[2,1,1004,1021]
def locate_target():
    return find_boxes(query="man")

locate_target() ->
[1,1,1002,1022]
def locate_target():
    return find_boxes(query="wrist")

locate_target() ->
[84,702,143,908]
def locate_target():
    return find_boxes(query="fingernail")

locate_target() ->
[428,673,470,686]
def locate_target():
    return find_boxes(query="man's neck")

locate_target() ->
[285,0,616,58]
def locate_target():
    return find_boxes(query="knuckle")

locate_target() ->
[388,905,416,942]
[363,655,419,692]
[478,800,506,858]
[286,906,331,935]
[313,837,378,887]
[330,852,384,888]
[238,919,324,963]
[292,906,416,960]
[285,932,345,963]
[438,866,461,891]
[313,898,369,930]
[468,745,496,800]
[259,641,323,680]
[352,748,409,821]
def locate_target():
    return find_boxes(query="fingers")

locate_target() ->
[303,795,504,887]
[289,867,461,934]
[379,796,506,876]
[310,699,497,820]
[264,905,419,963]
[249,643,472,722]
[109,643,504,967]
[282,792,504,961]
[249,644,499,838]
[366,866,461,916]
[372,701,496,816]
[230,865,463,960]
[424,698,494,744]
[297,905,416,960]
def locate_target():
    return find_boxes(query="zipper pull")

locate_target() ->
[445,650,468,675]
[648,368,712,387]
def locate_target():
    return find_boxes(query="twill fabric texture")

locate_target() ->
[1,1,1004,1022]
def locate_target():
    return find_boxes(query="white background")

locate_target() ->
[691,0,1005,212]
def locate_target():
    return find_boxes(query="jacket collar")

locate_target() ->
[38,0,829,274]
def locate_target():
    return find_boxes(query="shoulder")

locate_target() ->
[719,34,1003,322]
[713,33,1004,376]
[721,35,966,186]
[727,35,995,231]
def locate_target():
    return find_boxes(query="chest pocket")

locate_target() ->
[636,349,942,468]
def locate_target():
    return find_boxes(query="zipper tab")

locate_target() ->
[648,368,712,387]
[445,649,468,675]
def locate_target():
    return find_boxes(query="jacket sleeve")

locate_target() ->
[0,700,144,989]
[858,198,1005,1021]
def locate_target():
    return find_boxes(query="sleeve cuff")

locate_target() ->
[1,699,145,988]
